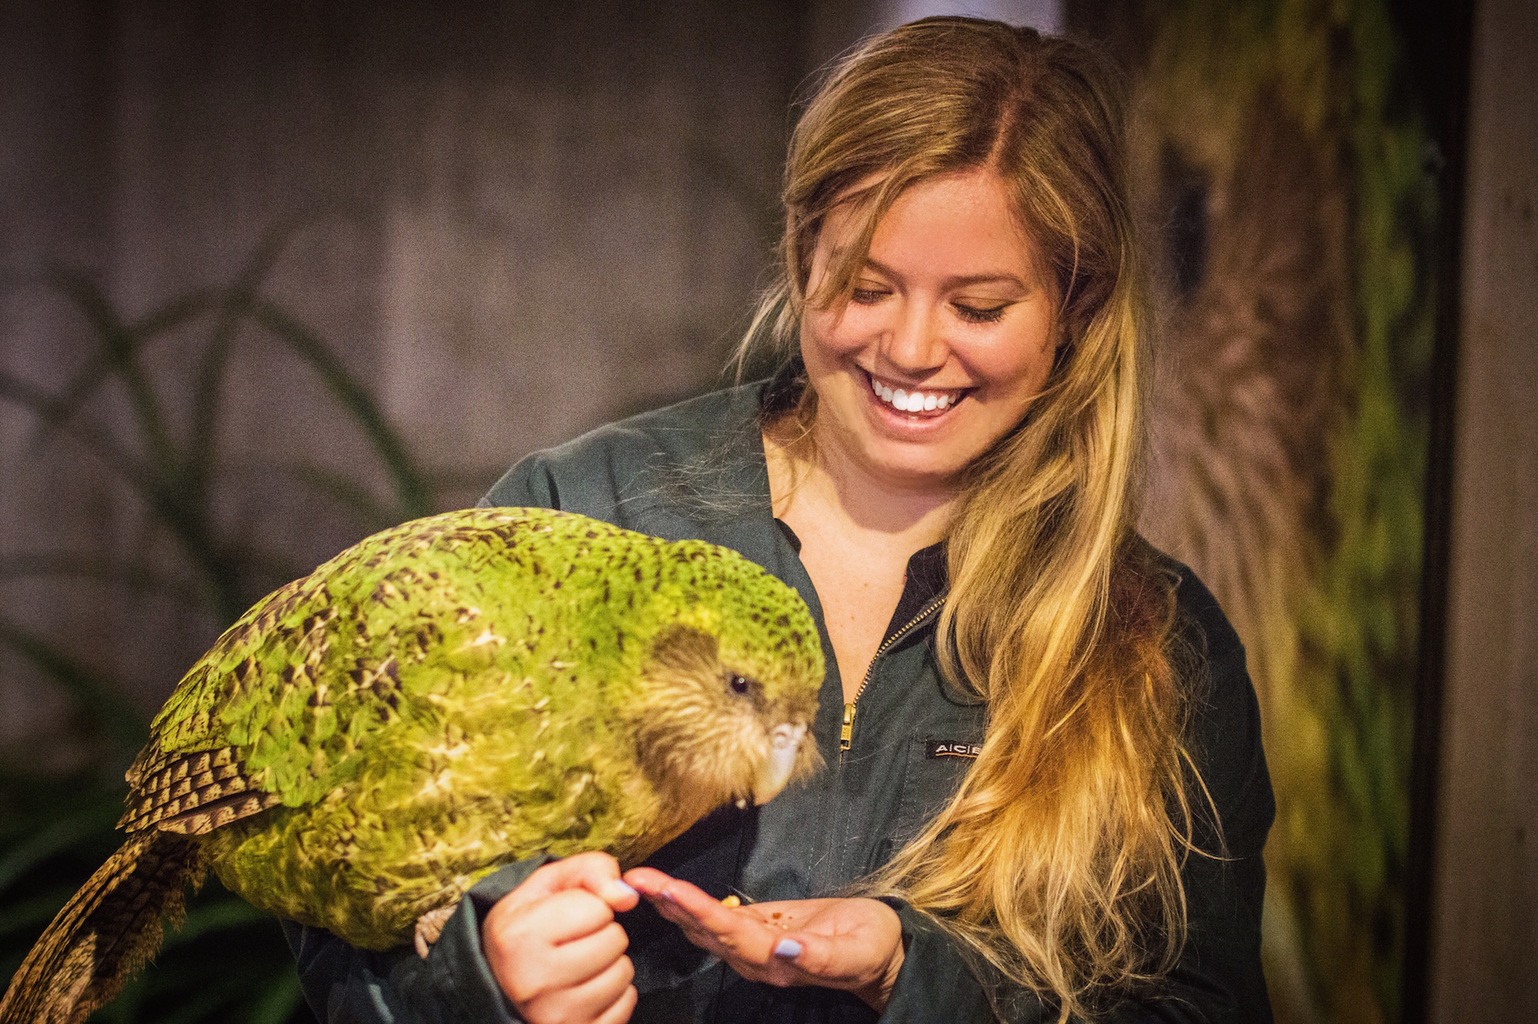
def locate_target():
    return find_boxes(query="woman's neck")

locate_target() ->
[763,413,954,702]
[763,418,955,554]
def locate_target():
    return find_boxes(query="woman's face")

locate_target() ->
[799,168,1059,493]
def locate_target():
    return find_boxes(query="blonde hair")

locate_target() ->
[740,18,1200,1020]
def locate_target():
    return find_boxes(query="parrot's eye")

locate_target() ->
[729,674,750,695]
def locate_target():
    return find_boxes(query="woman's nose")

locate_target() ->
[879,304,947,374]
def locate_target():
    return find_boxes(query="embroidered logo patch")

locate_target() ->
[925,740,982,759]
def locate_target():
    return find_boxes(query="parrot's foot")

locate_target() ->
[414,906,457,959]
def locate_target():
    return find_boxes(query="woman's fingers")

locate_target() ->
[504,851,639,914]
[619,867,679,904]
[623,870,905,1010]
[543,915,631,983]
[624,873,805,980]
[484,857,641,1023]
[592,983,639,1024]
[487,887,617,955]
[484,894,634,1022]
[522,942,636,1024]
[625,873,750,946]
[630,874,751,939]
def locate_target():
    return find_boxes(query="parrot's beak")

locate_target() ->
[751,721,809,806]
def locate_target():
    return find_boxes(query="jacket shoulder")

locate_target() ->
[1167,555,1244,670]
[481,383,764,529]
[552,384,759,464]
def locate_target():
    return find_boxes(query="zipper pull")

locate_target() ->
[840,702,856,751]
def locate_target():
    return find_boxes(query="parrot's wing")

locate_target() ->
[117,567,323,835]
[118,509,553,835]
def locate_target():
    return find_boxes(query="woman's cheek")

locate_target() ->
[805,306,877,362]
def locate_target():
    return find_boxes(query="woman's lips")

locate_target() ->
[866,371,968,415]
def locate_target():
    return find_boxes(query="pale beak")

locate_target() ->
[752,722,809,806]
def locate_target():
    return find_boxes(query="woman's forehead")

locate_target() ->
[816,169,1043,279]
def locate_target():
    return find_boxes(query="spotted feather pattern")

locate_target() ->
[2,507,823,1024]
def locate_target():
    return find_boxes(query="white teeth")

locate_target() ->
[870,376,959,413]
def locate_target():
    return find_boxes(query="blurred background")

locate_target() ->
[1,0,1530,1022]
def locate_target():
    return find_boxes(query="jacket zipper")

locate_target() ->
[840,595,945,757]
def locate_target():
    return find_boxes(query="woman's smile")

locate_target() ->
[799,167,1058,491]
[864,370,969,415]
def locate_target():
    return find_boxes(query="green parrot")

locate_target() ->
[0,507,824,1024]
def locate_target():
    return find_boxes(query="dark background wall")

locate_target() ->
[0,0,863,758]
[0,1,1531,1021]
[1428,0,1537,1017]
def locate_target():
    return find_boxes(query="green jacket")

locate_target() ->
[288,378,1275,1023]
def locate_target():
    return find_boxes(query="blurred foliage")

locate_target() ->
[1273,1,1438,1018]
[0,236,437,1022]
[1302,1,1437,1016]
[1127,0,1439,1021]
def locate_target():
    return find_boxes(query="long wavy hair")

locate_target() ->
[738,18,1202,1020]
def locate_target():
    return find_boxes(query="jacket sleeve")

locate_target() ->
[289,455,563,1023]
[878,588,1275,1024]
[286,860,549,1023]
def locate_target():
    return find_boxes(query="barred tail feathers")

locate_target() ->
[0,832,205,1024]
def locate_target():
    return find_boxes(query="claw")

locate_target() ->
[413,905,457,959]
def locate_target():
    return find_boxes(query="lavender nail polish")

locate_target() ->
[773,938,803,959]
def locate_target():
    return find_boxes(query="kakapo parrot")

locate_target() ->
[0,507,824,1024]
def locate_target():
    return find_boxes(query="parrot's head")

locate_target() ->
[624,541,824,832]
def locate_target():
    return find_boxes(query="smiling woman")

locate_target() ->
[795,168,1059,493]
[287,17,1274,1024]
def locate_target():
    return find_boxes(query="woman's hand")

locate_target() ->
[623,867,905,1012]
[481,852,641,1024]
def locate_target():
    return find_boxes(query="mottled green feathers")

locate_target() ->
[0,508,823,1024]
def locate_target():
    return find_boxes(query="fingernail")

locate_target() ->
[773,938,803,959]
[612,881,639,898]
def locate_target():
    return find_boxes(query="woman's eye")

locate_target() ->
[850,287,888,304]
[954,302,1008,324]
[729,674,751,695]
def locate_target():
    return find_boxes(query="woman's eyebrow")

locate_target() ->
[859,255,1029,290]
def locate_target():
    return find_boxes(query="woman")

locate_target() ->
[289,17,1274,1023]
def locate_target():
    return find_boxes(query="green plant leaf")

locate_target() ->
[0,369,151,487]
[186,223,302,506]
[0,617,147,752]
[248,299,431,519]
[247,972,306,1024]
[46,267,181,480]
[165,895,273,946]
[3,236,420,1024]
[265,461,397,528]
[42,287,221,443]
[0,553,205,608]
[0,796,122,891]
